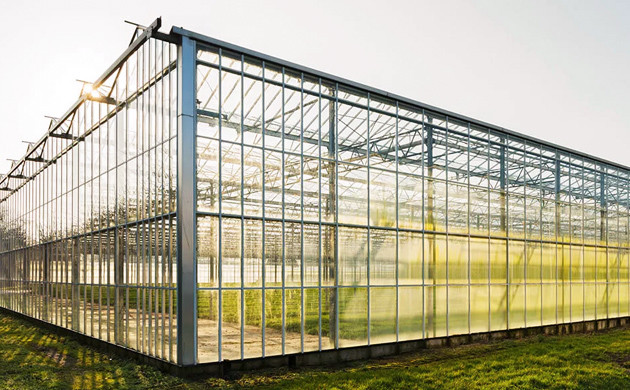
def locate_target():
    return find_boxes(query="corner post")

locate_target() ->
[177,35,197,366]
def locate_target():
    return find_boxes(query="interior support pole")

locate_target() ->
[555,156,565,322]
[325,86,338,348]
[500,137,508,328]
[600,171,608,318]
[426,119,436,337]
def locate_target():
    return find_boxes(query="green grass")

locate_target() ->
[1,311,630,389]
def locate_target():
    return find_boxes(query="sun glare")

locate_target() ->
[84,84,101,98]
[90,89,101,98]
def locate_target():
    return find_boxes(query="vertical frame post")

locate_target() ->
[177,35,197,366]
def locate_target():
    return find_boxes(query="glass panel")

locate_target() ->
[398,286,422,341]
[303,157,320,222]
[426,179,446,232]
[448,236,468,285]
[470,285,489,333]
[321,225,336,287]
[284,288,302,354]
[264,288,282,356]
[370,169,396,227]
[198,216,219,288]
[622,250,630,284]
[339,287,367,347]
[507,284,524,329]
[338,164,368,225]
[398,173,423,230]
[197,138,219,212]
[304,288,321,352]
[584,246,596,282]
[284,153,302,220]
[489,190,507,237]
[526,242,541,284]
[370,287,396,344]
[609,249,619,283]
[470,187,489,235]
[398,231,422,285]
[584,283,596,321]
[490,285,507,330]
[526,284,541,327]
[424,234,446,285]
[338,227,368,286]
[197,289,218,363]
[321,287,335,350]
[303,223,320,287]
[221,218,241,287]
[596,283,607,319]
[542,283,557,325]
[596,247,607,282]
[220,142,241,215]
[337,102,367,164]
[242,76,263,147]
[571,246,583,282]
[609,283,619,318]
[221,289,240,360]
[449,285,469,335]
[264,151,283,219]
[220,72,242,144]
[284,222,302,287]
[447,183,468,234]
[424,285,447,338]
[558,282,571,323]
[509,241,525,284]
[370,229,396,286]
[244,219,262,287]
[571,283,584,322]
[490,239,507,283]
[243,146,263,217]
[320,159,335,224]
[369,110,396,169]
[620,282,630,317]
[470,238,488,285]
[264,221,282,287]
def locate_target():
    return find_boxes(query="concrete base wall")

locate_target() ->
[2,306,629,378]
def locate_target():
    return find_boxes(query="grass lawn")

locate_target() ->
[1,312,630,389]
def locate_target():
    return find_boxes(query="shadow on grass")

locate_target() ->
[2,312,630,389]
[0,314,190,390]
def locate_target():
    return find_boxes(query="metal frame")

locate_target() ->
[0,19,628,369]
[188,25,630,364]
[176,35,197,366]
[0,18,180,364]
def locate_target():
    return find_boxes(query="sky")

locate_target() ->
[0,0,629,174]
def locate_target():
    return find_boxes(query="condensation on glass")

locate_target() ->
[0,25,629,366]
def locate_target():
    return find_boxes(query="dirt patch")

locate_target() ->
[32,344,77,367]
[607,352,630,371]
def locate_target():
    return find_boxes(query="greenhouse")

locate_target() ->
[0,18,629,368]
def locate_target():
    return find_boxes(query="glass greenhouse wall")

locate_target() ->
[0,22,179,362]
[1,21,629,367]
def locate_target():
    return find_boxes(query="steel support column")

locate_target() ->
[426,118,437,337]
[177,35,197,366]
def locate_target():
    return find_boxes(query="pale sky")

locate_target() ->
[0,0,629,174]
